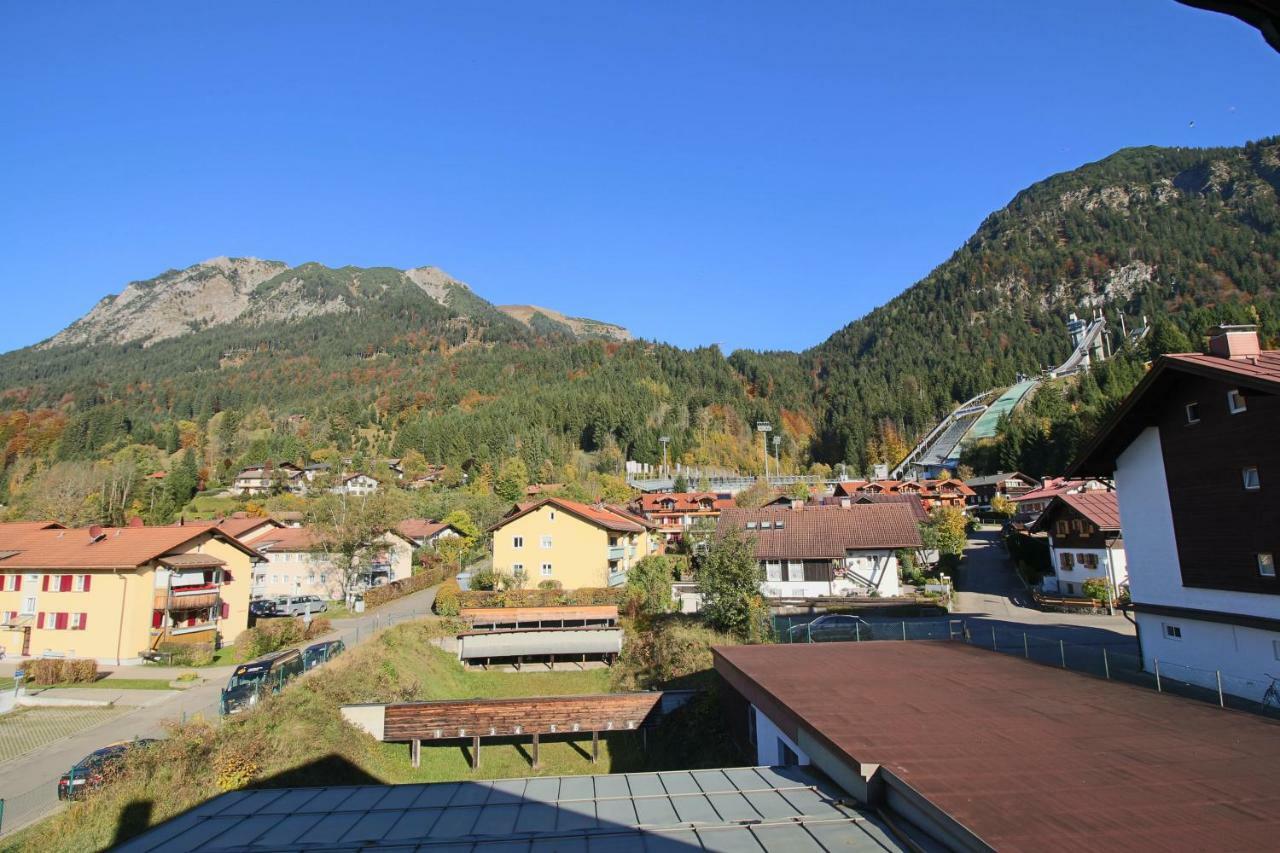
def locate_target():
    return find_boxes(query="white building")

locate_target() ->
[251,526,414,599]
[231,463,306,496]
[1031,492,1128,600]
[331,473,380,496]
[716,504,922,599]
[1073,325,1280,701]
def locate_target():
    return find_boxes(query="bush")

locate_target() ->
[613,615,740,691]
[1081,577,1112,604]
[26,658,98,685]
[234,618,304,660]
[304,617,332,640]
[452,587,628,610]
[157,642,214,667]
[537,579,562,591]
[433,579,461,616]
[624,555,678,617]
[364,569,441,609]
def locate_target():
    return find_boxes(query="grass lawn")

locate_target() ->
[0,677,13,691]
[141,645,242,669]
[181,495,244,518]
[35,678,176,691]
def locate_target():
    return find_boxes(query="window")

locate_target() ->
[540,535,553,549]
[787,561,804,582]
[1185,402,1200,424]
[512,536,524,549]
[1243,467,1261,491]
[1260,553,1276,578]
[70,612,84,630]
[1,575,17,592]
[541,563,553,577]
[747,707,757,746]
[20,596,35,615]
[1064,583,1076,595]
[73,575,86,592]
[1081,554,1099,570]
[1059,552,1074,570]
[775,519,784,529]
[319,574,327,584]
[512,563,524,575]
[1163,624,1182,640]
[746,522,758,530]
[765,561,782,582]
[549,511,556,521]
[1228,389,1247,414]
[1055,521,1069,537]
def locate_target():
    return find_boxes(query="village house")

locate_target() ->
[832,478,973,512]
[716,503,922,598]
[633,491,735,544]
[250,525,415,600]
[1012,476,1109,520]
[0,521,260,664]
[231,462,306,496]
[964,471,1040,512]
[395,519,464,549]
[171,513,285,544]
[1074,324,1280,701]
[489,497,659,590]
[330,473,380,496]
[1031,491,1128,600]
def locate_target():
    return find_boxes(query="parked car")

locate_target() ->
[302,639,345,670]
[57,739,158,800]
[249,597,284,617]
[219,648,304,715]
[270,595,328,617]
[787,613,872,643]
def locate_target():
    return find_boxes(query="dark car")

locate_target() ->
[249,598,282,617]
[57,739,158,800]
[219,648,304,715]
[302,639,345,670]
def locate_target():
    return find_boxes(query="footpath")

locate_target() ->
[0,584,438,838]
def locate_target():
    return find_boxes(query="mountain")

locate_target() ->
[0,136,1277,499]
[39,259,628,350]
[496,305,631,342]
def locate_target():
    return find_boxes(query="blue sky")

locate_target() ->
[2,2,1277,354]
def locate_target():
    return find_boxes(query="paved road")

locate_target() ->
[0,584,438,836]
[953,528,1137,650]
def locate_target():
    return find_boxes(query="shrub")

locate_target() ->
[613,615,740,690]
[433,579,461,616]
[1081,577,1112,604]
[234,618,304,660]
[452,587,628,610]
[624,555,677,617]
[537,579,562,591]
[157,642,214,667]
[364,569,442,609]
[26,658,98,684]
[176,672,200,683]
[304,617,332,640]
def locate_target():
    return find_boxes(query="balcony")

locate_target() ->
[154,584,222,613]
[607,545,626,561]
[607,571,628,588]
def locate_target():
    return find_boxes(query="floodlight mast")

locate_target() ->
[756,422,772,482]
[659,436,670,479]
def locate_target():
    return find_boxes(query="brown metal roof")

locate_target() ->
[1057,491,1122,530]
[714,642,1280,852]
[490,497,648,534]
[717,503,922,558]
[158,553,227,569]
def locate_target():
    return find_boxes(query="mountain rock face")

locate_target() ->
[496,305,631,341]
[41,259,626,349]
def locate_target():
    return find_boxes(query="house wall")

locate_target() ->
[1048,544,1128,597]
[0,567,152,665]
[193,532,254,644]
[753,705,811,767]
[1117,426,1280,690]
[493,505,611,589]
[254,551,342,599]
[758,550,899,598]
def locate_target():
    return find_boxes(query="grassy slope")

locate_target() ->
[2,618,738,853]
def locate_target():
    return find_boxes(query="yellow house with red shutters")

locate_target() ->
[0,521,261,665]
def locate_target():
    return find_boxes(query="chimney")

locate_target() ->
[790,499,803,510]
[1207,325,1261,361]
[839,497,852,509]
[128,516,144,528]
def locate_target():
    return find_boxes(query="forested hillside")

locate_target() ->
[0,136,1277,522]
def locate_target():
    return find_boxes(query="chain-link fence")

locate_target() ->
[776,615,964,644]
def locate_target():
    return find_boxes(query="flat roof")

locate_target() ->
[114,766,905,852]
[714,641,1280,852]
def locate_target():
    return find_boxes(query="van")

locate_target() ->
[219,648,304,715]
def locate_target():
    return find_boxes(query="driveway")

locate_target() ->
[0,583,439,836]
[953,528,1137,651]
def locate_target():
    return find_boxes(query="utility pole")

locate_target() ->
[772,435,782,477]
[756,422,772,483]
[659,436,670,479]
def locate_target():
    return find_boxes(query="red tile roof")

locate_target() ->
[0,521,66,532]
[1057,491,1122,530]
[254,526,325,552]
[637,492,734,514]
[714,641,1280,852]
[396,519,459,541]
[1013,477,1096,503]
[491,497,649,534]
[717,504,922,558]
[170,515,282,539]
[853,493,929,522]
[0,525,260,569]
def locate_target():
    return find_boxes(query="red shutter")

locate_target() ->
[222,570,234,583]
[60,575,73,592]
[152,610,163,629]
[55,612,69,630]
[42,575,49,592]
[37,612,45,629]
[219,601,230,619]
[78,613,88,630]
[13,575,20,591]
[82,575,91,592]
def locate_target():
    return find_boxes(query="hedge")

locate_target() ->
[454,587,628,610]
[365,565,447,609]
[233,617,331,661]
[27,658,98,685]
[434,579,461,616]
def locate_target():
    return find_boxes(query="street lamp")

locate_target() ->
[756,422,772,482]
[659,436,670,479]
[772,435,781,477]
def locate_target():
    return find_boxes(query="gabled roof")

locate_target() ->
[717,504,922,559]
[170,514,283,539]
[638,492,735,513]
[1032,492,1122,533]
[853,493,929,523]
[0,525,262,569]
[254,526,325,552]
[490,497,649,534]
[965,472,1039,488]
[396,519,462,541]
[1072,350,1280,476]
[0,521,66,532]
[339,472,379,484]
[1013,477,1098,504]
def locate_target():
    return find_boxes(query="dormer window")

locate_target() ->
[1259,553,1276,578]
[1228,390,1247,414]
[1185,403,1200,424]
[1243,467,1261,491]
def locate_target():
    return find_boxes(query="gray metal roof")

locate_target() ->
[114,766,904,852]
[458,628,624,659]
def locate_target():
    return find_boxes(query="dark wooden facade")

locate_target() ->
[1154,374,1280,595]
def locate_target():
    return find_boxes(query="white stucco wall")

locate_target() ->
[753,705,810,767]
[1048,544,1128,597]
[1117,427,1280,693]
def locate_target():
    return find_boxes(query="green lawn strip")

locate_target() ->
[0,676,14,691]
[36,678,175,691]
